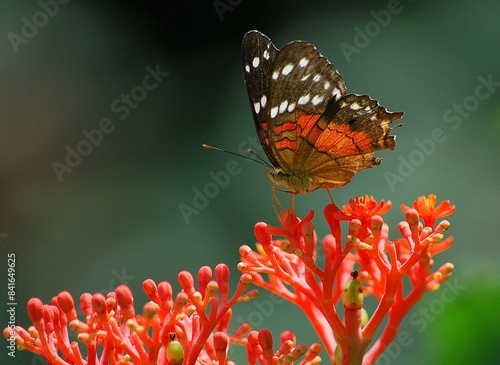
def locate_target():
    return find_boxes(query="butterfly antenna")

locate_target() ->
[247,148,273,169]
[202,144,271,168]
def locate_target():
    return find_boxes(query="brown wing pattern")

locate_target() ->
[242,30,403,192]
[299,94,403,188]
[265,40,347,175]
[242,31,280,167]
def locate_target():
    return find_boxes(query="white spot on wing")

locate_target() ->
[323,81,330,90]
[312,95,324,105]
[287,102,296,113]
[313,74,321,82]
[254,102,260,114]
[332,88,342,100]
[299,57,309,67]
[351,102,361,110]
[298,94,310,105]
[272,71,279,80]
[261,95,267,107]
[282,64,293,75]
[279,100,288,114]
[270,106,278,118]
[263,50,270,60]
[245,65,250,73]
[252,57,260,68]
[301,74,310,81]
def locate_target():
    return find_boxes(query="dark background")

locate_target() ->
[1,1,499,364]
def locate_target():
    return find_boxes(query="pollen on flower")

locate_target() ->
[419,194,436,210]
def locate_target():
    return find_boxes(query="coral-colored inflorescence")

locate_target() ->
[4,264,320,365]
[4,195,454,365]
[238,195,455,365]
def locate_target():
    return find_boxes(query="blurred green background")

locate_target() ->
[1,1,499,364]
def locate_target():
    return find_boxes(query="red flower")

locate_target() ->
[324,196,392,241]
[401,194,455,228]
[4,264,319,365]
[241,196,455,364]
[4,195,455,365]
[328,196,391,221]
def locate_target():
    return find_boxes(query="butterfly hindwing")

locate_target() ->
[304,94,403,188]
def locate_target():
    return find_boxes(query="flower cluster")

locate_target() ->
[4,264,320,365]
[4,195,455,365]
[238,195,455,364]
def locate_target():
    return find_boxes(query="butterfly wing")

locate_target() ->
[301,94,403,188]
[264,38,347,178]
[242,30,280,168]
[242,30,403,192]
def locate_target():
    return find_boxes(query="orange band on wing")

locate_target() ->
[275,138,297,151]
[273,121,296,135]
[297,114,321,136]
[317,125,372,154]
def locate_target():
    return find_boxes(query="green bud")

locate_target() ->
[342,270,364,309]
[166,333,184,365]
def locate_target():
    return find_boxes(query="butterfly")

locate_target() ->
[242,30,403,194]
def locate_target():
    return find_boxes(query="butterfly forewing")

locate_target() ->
[242,31,279,167]
[265,40,348,176]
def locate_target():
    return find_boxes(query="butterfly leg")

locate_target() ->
[271,187,286,220]
[271,187,298,225]
[326,189,335,205]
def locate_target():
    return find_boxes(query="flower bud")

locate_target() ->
[288,343,307,361]
[348,219,362,236]
[198,266,212,295]
[215,264,230,295]
[57,291,77,321]
[79,293,93,317]
[91,293,107,321]
[116,285,135,320]
[27,298,44,328]
[142,279,159,302]
[178,271,195,296]
[233,322,251,338]
[258,328,274,359]
[214,332,229,362]
[239,245,258,264]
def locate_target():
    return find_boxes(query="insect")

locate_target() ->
[242,30,403,194]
